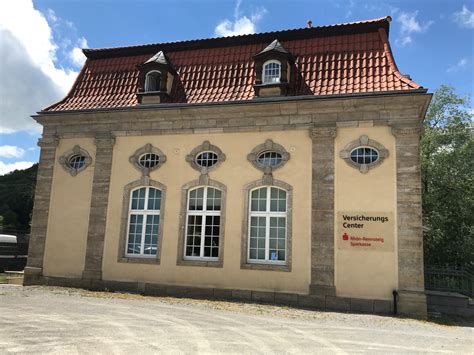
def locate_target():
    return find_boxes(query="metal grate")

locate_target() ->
[425,265,473,297]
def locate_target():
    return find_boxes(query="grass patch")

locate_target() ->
[0,274,7,284]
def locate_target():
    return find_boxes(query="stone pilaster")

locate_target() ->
[392,126,427,319]
[82,133,115,281]
[309,126,337,296]
[24,135,59,285]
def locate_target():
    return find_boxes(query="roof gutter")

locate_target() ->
[34,89,429,118]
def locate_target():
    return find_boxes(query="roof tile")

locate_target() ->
[45,17,422,112]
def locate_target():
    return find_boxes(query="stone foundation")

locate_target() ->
[24,275,395,316]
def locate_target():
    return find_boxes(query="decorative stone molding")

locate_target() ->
[58,145,92,176]
[247,139,290,176]
[310,127,337,139]
[391,126,423,137]
[117,177,166,265]
[129,144,167,176]
[339,135,389,174]
[37,135,59,148]
[185,141,226,175]
[177,179,227,268]
[240,178,293,272]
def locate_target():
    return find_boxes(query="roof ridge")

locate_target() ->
[83,16,391,57]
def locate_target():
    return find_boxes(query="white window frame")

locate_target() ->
[349,146,380,165]
[145,70,162,92]
[247,186,287,265]
[125,186,161,258]
[184,186,222,261]
[262,60,281,84]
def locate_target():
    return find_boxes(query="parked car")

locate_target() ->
[0,234,29,272]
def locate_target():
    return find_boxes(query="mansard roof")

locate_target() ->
[43,16,424,112]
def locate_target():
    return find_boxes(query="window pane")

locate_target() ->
[144,215,159,255]
[270,188,286,212]
[139,153,160,169]
[263,62,281,84]
[131,188,146,210]
[203,215,220,258]
[206,188,221,211]
[147,188,161,210]
[196,151,218,168]
[68,155,86,170]
[127,214,143,254]
[257,151,282,167]
[350,147,379,165]
[249,216,266,260]
[185,215,202,257]
[189,187,204,211]
[251,187,267,212]
[269,217,286,262]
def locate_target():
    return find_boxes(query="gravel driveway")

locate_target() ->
[0,285,472,354]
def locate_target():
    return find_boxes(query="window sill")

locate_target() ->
[118,256,160,265]
[177,258,223,268]
[241,262,291,272]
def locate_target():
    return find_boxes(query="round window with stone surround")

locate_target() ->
[138,153,161,169]
[129,144,167,175]
[340,135,388,173]
[186,141,226,174]
[247,140,290,173]
[58,145,92,176]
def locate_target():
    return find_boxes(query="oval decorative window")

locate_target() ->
[256,151,283,167]
[186,141,226,173]
[339,135,389,174]
[59,145,92,176]
[350,147,379,165]
[138,153,161,168]
[195,151,219,168]
[68,154,86,170]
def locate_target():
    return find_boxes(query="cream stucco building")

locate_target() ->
[25,17,431,318]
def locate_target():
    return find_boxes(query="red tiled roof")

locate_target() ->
[44,16,423,112]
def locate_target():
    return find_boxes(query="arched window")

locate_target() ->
[184,186,222,260]
[262,60,281,84]
[248,186,287,263]
[126,186,162,257]
[145,70,161,92]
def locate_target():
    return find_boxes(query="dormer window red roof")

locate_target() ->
[44,16,424,112]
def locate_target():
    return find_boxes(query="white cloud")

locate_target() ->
[447,57,469,73]
[214,0,267,37]
[0,0,87,134]
[395,11,433,47]
[69,37,88,67]
[453,5,474,28]
[0,161,35,175]
[0,146,25,159]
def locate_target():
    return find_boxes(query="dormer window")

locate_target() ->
[263,60,281,84]
[145,70,162,92]
[137,50,176,104]
[253,39,293,97]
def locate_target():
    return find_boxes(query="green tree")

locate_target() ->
[0,164,37,232]
[421,85,474,266]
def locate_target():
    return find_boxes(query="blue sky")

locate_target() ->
[0,0,473,175]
